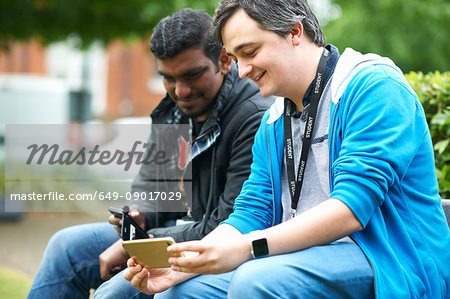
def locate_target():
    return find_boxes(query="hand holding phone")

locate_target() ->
[108,206,123,235]
[108,206,149,240]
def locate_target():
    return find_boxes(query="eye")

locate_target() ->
[183,68,207,80]
[227,53,238,63]
[185,71,203,79]
[163,75,175,83]
[244,49,256,57]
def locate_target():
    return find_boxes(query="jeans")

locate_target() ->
[156,242,374,299]
[27,222,153,299]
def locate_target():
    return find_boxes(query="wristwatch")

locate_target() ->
[249,230,269,259]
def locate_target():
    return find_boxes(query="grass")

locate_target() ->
[0,266,32,299]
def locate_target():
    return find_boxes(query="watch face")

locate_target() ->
[252,238,269,257]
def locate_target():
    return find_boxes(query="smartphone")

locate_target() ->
[108,206,123,218]
[108,206,149,240]
[122,237,182,268]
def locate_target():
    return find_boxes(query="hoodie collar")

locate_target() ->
[330,47,402,104]
[267,46,402,124]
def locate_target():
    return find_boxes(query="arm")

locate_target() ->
[122,216,250,293]
[130,121,190,230]
[146,106,268,241]
[258,198,361,254]
[100,205,147,280]
[330,67,424,227]
[168,198,361,274]
[122,222,245,294]
[220,109,277,233]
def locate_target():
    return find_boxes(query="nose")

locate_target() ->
[237,60,253,79]
[174,80,192,99]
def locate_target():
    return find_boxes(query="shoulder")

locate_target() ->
[150,94,178,123]
[221,79,274,122]
[344,63,416,104]
[233,91,275,117]
[331,48,414,105]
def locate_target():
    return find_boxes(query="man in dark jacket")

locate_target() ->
[27,8,273,299]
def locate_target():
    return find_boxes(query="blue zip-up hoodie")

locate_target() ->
[222,48,450,298]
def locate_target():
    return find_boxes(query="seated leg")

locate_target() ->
[93,268,155,299]
[28,222,119,299]
[155,272,233,299]
[228,242,374,299]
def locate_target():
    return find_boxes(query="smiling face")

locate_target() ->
[157,47,228,121]
[222,9,301,99]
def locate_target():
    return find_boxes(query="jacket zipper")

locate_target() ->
[266,125,277,227]
[329,102,339,188]
[351,236,377,298]
[330,103,376,298]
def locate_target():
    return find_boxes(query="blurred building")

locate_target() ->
[0,39,165,122]
[106,40,165,119]
[0,41,46,75]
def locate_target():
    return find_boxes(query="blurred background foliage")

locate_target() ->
[324,0,450,72]
[406,71,450,198]
[0,0,448,73]
[0,0,220,48]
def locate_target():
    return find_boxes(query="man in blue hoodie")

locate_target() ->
[124,1,450,298]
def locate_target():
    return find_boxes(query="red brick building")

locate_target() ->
[0,40,165,120]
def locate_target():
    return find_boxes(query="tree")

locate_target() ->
[324,0,450,72]
[0,0,220,48]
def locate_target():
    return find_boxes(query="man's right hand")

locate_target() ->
[99,239,130,281]
[108,204,147,237]
[123,258,179,295]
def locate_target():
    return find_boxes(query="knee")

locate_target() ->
[45,226,77,254]
[156,273,230,299]
[228,261,268,298]
[94,269,148,299]
[44,223,102,259]
[156,281,195,299]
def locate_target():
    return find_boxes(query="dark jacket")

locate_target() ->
[131,64,274,242]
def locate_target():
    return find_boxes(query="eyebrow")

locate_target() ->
[227,42,257,56]
[158,66,208,78]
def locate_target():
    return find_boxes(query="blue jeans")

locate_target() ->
[27,222,153,299]
[156,242,374,299]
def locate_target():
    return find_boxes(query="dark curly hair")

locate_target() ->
[150,8,222,69]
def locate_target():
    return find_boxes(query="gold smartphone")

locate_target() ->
[122,237,181,268]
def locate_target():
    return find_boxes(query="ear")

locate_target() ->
[290,23,303,46]
[218,47,232,75]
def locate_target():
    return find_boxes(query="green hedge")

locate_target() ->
[405,71,450,199]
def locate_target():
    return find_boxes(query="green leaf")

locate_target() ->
[431,113,449,126]
[434,139,450,155]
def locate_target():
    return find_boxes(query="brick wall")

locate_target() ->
[105,40,164,119]
[0,40,165,120]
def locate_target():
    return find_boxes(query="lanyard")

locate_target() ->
[283,48,330,218]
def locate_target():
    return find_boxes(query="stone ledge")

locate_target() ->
[442,199,450,228]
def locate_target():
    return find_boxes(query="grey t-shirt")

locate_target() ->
[280,82,353,243]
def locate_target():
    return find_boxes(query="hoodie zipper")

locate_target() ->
[351,236,377,298]
[329,102,376,298]
[267,125,277,227]
[329,102,339,185]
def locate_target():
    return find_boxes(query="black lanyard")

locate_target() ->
[284,48,329,218]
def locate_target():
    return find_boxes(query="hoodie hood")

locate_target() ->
[266,47,402,124]
[330,48,402,104]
